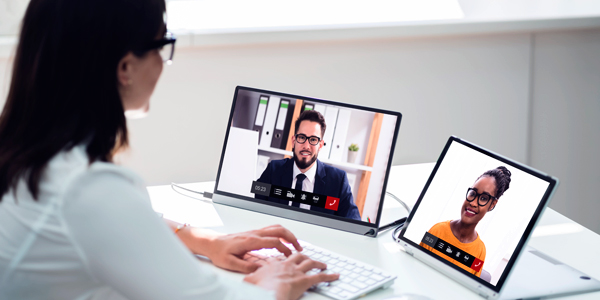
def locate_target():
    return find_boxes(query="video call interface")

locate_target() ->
[216,88,399,224]
[403,141,551,286]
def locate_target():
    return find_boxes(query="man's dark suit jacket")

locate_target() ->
[255,158,361,220]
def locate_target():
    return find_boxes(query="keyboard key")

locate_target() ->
[338,291,352,298]
[341,277,353,284]
[361,270,373,277]
[330,280,342,286]
[344,264,357,271]
[355,282,368,289]
[338,283,359,293]
[348,273,359,279]
[357,276,368,282]
[336,262,348,268]
[365,279,376,285]
[370,274,385,282]
[330,287,342,294]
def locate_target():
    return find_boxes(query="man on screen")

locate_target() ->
[256,110,361,220]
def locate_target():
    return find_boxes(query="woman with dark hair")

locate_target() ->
[0,0,337,299]
[420,167,511,277]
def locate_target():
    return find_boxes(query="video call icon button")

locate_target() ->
[471,258,484,272]
[325,196,339,211]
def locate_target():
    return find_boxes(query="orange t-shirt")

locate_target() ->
[419,220,486,277]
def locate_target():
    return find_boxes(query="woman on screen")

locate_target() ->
[420,167,511,278]
[0,0,337,299]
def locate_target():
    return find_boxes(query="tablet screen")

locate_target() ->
[402,138,555,288]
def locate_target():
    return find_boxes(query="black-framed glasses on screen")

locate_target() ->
[466,188,497,206]
[295,134,321,146]
[137,31,177,64]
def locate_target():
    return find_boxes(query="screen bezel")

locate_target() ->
[213,86,403,236]
[398,136,558,294]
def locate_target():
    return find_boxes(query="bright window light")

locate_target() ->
[167,0,464,33]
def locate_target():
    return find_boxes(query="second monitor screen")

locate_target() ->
[217,89,399,224]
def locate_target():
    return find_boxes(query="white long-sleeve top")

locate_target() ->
[0,145,274,300]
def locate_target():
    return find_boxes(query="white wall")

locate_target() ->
[530,29,600,234]
[0,28,598,234]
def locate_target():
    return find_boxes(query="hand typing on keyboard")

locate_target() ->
[244,253,340,300]
[246,240,396,300]
[199,224,304,273]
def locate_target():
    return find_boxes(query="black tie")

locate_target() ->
[292,174,307,207]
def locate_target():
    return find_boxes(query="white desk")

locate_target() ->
[148,163,600,299]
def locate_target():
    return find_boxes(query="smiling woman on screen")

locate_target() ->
[420,167,511,277]
[0,0,338,299]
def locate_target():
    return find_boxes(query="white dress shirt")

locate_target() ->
[0,145,273,300]
[290,162,317,210]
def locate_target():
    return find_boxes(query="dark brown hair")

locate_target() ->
[294,110,327,138]
[0,0,166,200]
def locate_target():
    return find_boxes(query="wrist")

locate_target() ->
[186,227,222,257]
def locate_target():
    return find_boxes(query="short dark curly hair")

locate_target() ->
[294,110,326,138]
[477,166,512,199]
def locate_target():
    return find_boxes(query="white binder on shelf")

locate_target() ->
[259,96,281,148]
[252,95,269,144]
[328,109,351,161]
[303,103,314,111]
[320,106,338,159]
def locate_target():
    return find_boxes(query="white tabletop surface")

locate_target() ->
[148,163,600,299]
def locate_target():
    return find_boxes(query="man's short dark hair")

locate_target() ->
[295,110,326,138]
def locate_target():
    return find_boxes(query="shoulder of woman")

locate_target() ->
[474,233,487,256]
[429,220,452,233]
[53,146,147,200]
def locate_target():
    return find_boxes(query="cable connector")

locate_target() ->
[170,183,213,201]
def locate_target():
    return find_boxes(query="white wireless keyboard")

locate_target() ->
[245,240,396,300]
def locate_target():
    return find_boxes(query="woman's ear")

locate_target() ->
[117,52,135,87]
[489,199,498,211]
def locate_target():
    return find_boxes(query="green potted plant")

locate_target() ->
[347,143,359,163]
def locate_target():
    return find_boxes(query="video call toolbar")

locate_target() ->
[421,232,483,272]
[251,181,340,211]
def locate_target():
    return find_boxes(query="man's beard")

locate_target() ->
[292,147,318,170]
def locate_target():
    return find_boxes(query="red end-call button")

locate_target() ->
[471,258,484,272]
[325,196,339,211]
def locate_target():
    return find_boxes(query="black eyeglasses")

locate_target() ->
[138,32,177,64]
[295,134,321,146]
[466,188,497,206]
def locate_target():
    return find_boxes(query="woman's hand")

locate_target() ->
[244,253,339,300]
[201,224,303,273]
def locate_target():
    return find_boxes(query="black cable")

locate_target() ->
[379,217,406,233]
[392,222,405,243]
[377,191,410,234]
[170,182,213,203]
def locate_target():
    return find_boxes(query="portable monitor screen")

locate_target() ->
[400,137,557,291]
[214,86,402,234]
